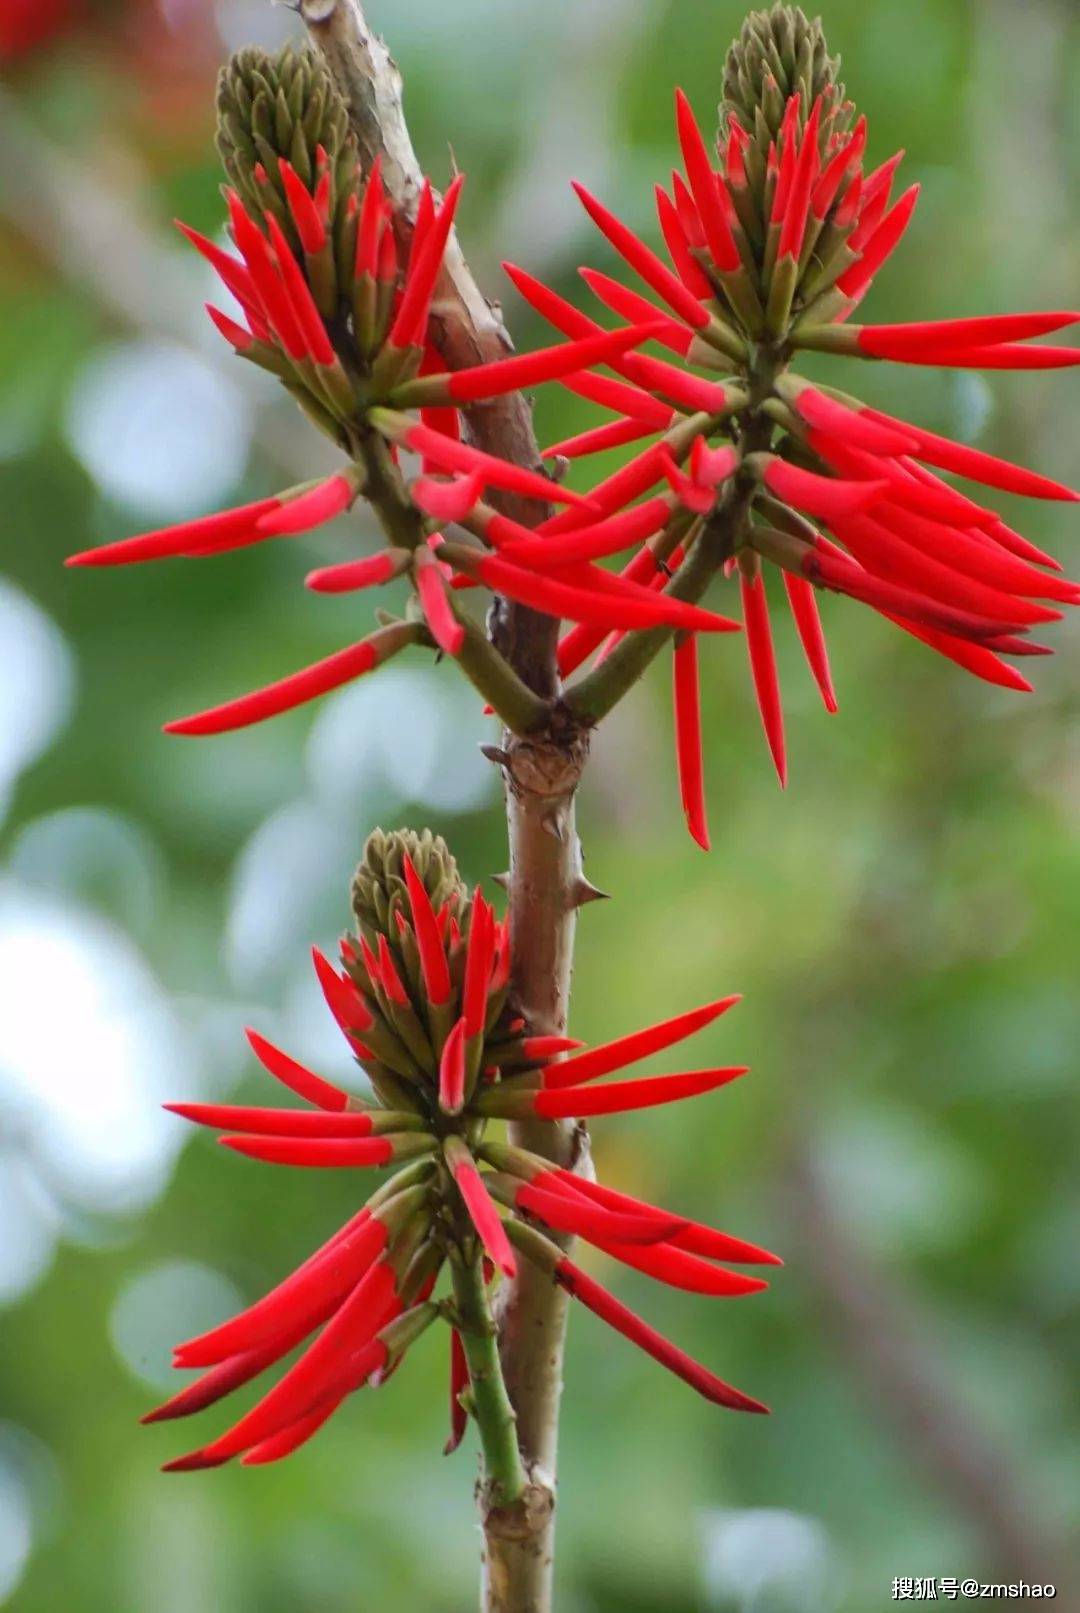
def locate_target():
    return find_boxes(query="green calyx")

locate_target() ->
[722,4,844,140]
[351,828,468,951]
[215,43,359,243]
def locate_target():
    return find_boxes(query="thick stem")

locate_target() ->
[301,8,589,1607]
[481,716,590,1613]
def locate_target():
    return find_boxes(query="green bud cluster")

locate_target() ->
[215,44,359,251]
[351,828,468,954]
[721,4,844,141]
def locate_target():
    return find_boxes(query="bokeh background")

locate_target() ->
[1,0,1077,1608]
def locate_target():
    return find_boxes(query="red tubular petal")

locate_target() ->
[521,1035,584,1059]
[399,419,589,509]
[403,853,452,1004]
[221,1134,398,1167]
[501,496,672,569]
[664,452,717,514]
[871,501,1079,603]
[387,174,464,349]
[226,191,309,360]
[542,995,740,1088]
[163,640,380,736]
[811,117,866,217]
[741,571,786,787]
[278,159,327,254]
[674,89,740,272]
[517,1179,682,1247]
[782,573,838,712]
[445,1328,469,1454]
[621,353,729,413]
[66,496,282,568]
[356,157,385,277]
[791,387,918,455]
[165,1103,374,1138]
[555,1260,768,1412]
[724,118,749,188]
[535,1066,747,1119]
[452,1155,516,1278]
[306,551,403,594]
[540,443,671,535]
[190,1261,400,1463]
[143,1346,283,1423]
[856,311,1078,357]
[862,408,1078,504]
[411,471,485,523]
[311,947,375,1035]
[835,183,920,300]
[544,418,656,461]
[886,615,1034,692]
[241,1396,343,1465]
[834,513,1059,627]
[577,269,694,354]
[673,635,709,849]
[407,181,435,273]
[205,303,256,350]
[447,320,670,402]
[764,458,885,519]
[438,1017,467,1113]
[811,431,998,530]
[463,893,494,1038]
[502,261,717,409]
[777,110,821,261]
[572,182,710,330]
[671,171,705,247]
[655,185,715,300]
[264,214,336,367]
[980,516,1062,572]
[256,473,354,537]
[376,933,410,1006]
[467,550,740,634]
[245,1028,349,1111]
[173,1211,385,1368]
[376,214,398,283]
[557,543,672,674]
[593,1237,768,1297]
[874,342,1080,371]
[808,546,1024,643]
[692,439,739,486]
[176,222,267,327]
[561,366,672,426]
[982,634,1053,659]
[415,554,465,657]
[857,149,905,211]
[558,1174,782,1266]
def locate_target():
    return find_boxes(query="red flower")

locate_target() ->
[504,86,1077,798]
[148,846,771,1471]
[68,160,667,734]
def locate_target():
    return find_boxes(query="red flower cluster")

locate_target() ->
[67,156,740,734]
[67,41,1078,832]
[500,86,1078,806]
[148,844,772,1471]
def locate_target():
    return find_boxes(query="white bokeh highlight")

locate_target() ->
[63,340,251,520]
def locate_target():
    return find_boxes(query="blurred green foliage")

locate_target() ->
[0,1,1077,1609]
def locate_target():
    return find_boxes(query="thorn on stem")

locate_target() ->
[570,877,610,907]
